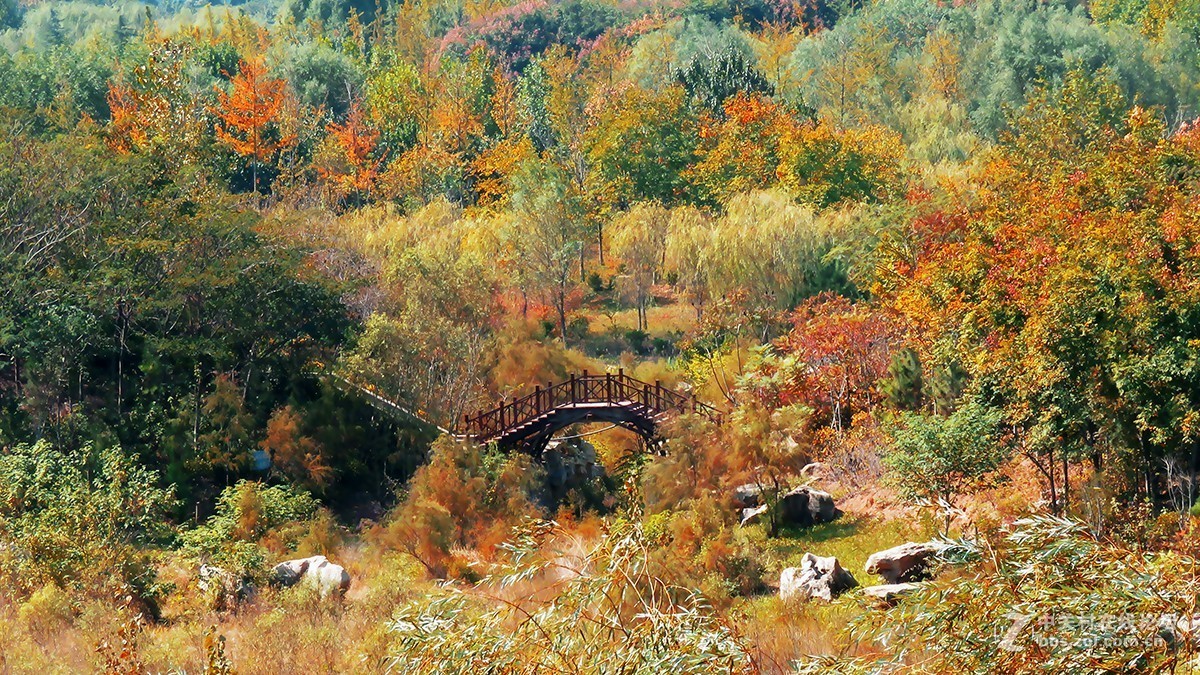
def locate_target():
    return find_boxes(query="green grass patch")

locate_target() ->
[726,515,921,657]
[754,515,918,582]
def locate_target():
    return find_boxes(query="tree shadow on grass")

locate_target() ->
[777,518,861,544]
[765,517,864,562]
[766,516,912,574]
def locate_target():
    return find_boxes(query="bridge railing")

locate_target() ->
[461,369,718,442]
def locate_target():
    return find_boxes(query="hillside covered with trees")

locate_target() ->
[3,0,1200,671]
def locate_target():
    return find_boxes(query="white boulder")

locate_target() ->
[272,555,351,599]
[740,504,769,526]
[860,582,924,605]
[864,541,941,584]
[779,553,858,603]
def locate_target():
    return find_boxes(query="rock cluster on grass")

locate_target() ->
[780,485,840,526]
[735,484,841,528]
[779,552,858,603]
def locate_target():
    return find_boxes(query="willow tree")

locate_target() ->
[664,205,715,320]
[609,202,670,332]
[509,159,586,345]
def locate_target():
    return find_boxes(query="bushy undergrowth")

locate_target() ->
[636,407,819,601]
[178,480,325,582]
[384,437,546,578]
[797,516,1200,673]
[643,497,769,603]
[387,520,755,674]
[0,441,175,616]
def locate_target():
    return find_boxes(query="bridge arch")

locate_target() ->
[461,370,718,455]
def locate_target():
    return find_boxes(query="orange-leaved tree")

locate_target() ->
[689,93,796,206]
[260,405,332,492]
[881,72,1200,513]
[775,293,897,432]
[320,101,385,200]
[213,58,294,194]
[107,78,154,154]
[106,39,206,160]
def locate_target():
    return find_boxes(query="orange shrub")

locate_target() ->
[384,437,545,577]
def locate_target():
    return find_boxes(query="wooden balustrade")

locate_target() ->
[461,369,718,442]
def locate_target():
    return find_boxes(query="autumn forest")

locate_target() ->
[3,0,1200,671]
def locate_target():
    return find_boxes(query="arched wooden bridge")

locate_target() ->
[461,370,719,453]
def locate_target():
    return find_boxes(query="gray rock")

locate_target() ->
[861,582,923,605]
[543,439,603,504]
[740,504,769,526]
[780,553,858,603]
[800,462,827,479]
[779,486,841,527]
[864,541,941,584]
[198,563,250,609]
[197,563,228,594]
[733,483,763,509]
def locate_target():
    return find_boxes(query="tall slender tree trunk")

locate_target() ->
[1191,439,1199,498]
[1046,447,1058,514]
[116,305,127,419]
[556,288,568,347]
[1061,453,1070,511]
[1140,431,1156,505]
[193,364,202,456]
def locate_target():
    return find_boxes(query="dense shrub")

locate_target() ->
[178,480,320,579]
[0,441,174,615]
[387,521,754,673]
[884,400,1007,530]
[385,437,545,577]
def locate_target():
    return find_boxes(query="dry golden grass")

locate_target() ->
[599,301,697,336]
[0,591,124,674]
[191,549,428,674]
[0,473,938,675]
[736,595,865,673]
[0,542,434,675]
